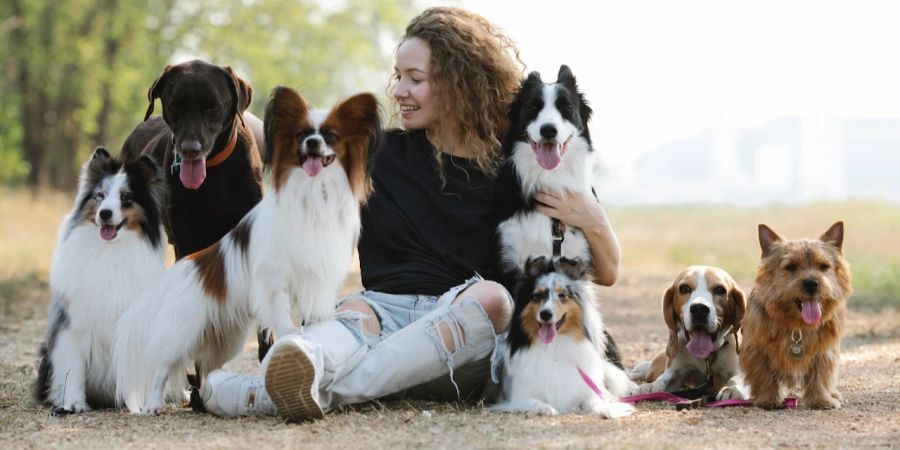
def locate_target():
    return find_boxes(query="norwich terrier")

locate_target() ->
[740,221,851,409]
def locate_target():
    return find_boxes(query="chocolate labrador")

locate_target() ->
[122,60,273,365]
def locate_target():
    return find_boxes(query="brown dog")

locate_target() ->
[121,60,271,363]
[122,60,265,259]
[740,222,851,409]
[630,266,747,400]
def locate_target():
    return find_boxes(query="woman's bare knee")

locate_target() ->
[453,281,512,333]
[337,298,382,336]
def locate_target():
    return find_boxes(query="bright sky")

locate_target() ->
[453,0,900,168]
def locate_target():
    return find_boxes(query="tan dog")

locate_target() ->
[630,266,747,400]
[740,222,851,409]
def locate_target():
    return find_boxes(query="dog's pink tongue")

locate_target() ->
[179,159,207,190]
[302,157,324,177]
[538,323,557,344]
[802,300,822,325]
[533,142,562,170]
[99,225,117,241]
[686,330,714,358]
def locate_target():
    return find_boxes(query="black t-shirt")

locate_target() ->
[358,129,499,296]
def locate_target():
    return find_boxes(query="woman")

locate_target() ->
[201,7,621,422]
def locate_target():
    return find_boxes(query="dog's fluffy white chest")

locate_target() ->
[498,212,591,271]
[51,223,165,327]
[504,336,605,411]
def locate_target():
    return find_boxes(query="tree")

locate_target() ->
[0,0,415,190]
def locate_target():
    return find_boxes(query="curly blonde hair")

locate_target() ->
[391,7,523,178]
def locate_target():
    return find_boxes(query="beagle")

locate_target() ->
[630,266,748,400]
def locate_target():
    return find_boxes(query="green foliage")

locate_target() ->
[0,0,416,189]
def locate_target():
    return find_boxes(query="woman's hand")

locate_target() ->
[533,190,621,286]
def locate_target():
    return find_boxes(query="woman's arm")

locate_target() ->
[533,191,621,286]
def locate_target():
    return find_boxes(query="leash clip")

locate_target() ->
[170,152,181,175]
[551,218,566,257]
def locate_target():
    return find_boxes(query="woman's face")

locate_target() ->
[393,37,437,131]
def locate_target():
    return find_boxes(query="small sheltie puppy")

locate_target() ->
[114,87,381,414]
[35,148,166,413]
[492,257,634,417]
[740,222,851,409]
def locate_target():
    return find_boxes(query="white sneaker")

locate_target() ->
[201,370,276,417]
[264,337,325,422]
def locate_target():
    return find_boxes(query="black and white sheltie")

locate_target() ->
[114,87,381,414]
[35,148,167,414]
[492,257,634,416]
[493,65,634,415]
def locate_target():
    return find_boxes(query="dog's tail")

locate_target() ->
[113,268,200,412]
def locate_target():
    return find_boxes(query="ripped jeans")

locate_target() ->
[309,275,510,410]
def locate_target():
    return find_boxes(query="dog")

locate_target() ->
[740,222,851,409]
[34,148,168,414]
[629,265,748,400]
[121,59,274,361]
[113,87,381,414]
[495,65,624,368]
[492,256,634,417]
[121,59,265,259]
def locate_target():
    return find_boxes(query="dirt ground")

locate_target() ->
[1,272,898,449]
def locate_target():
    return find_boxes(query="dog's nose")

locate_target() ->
[540,124,557,140]
[803,278,819,294]
[539,309,553,321]
[180,139,202,158]
[99,209,112,221]
[689,303,709,317]
[305,137,321,153]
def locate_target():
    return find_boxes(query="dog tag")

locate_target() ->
[788,343,804,359]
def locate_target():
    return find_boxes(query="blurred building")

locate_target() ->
[600,115,900,205]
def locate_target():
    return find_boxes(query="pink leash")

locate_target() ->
[621,391,798,409]
[577,366,606,400]
[577,365,797,409]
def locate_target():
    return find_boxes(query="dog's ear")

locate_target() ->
[145,65,173,121]
[136,155,159,175]
[556,257,587,280]
[264,86,310,188]
[724,280,746,354]
[327,93,382,203]
[820,221,844,254]
[557,65,575,87]
[91,146,111,161]
[526,70,542,84]
[223,66,252,127]
[525,256,548,278]
[758,224,783,258]
[662,283,680,359]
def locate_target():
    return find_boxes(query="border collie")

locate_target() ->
[35,148,167,414]
[496,65,596,275]
[114,88,381,414]
[492,257,634,417]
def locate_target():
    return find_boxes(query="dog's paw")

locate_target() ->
[830,389,844,403]
[716,384,748,401]
[632,381,662,395]
[52,401,91,415]
[140,401,164,416]
[801,394,841,410]
[586,400,634,419]
[529,404,559,416]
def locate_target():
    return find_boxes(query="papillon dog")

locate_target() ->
[35,148,167,414]
[114,87,381,414]
[492,257,634,417]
